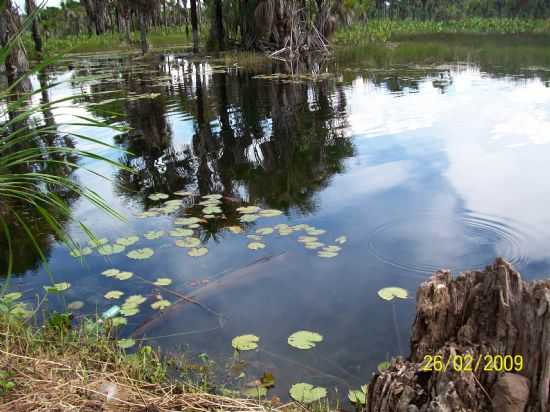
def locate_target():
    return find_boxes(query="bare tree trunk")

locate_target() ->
[190,0,199,52]
[139,13,149,54]
[25,0,42,54]
[214,0,224,50]
[368,258,550,412]
[0,0,29,80]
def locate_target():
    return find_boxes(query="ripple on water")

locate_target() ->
[367,211,529,274]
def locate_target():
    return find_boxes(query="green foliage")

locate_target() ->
[0,370,15,394]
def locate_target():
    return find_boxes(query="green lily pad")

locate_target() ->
[298,236,318,243]
[104,290,124,300]
[101,268,120,277]
[144,230,165,240]
[188,223,200,229]
[135,211,159,219]
[240,214,259,223]
[335,236,347,244]
[306,228,326,236]
[188,247,208,257]
[174,190,193,197]
[116,236,139,246]
[148,193,169,201]
[256,227,274,235]
[120,305,140,316]
[203,206,222,214]
[304,242,324,249]
[244,386,268,398]
[228,226,243,234]
[175,237,201,248]
[247,235,263,241]
[289,383,327,403]
[98,244,126,256]
[169,228,194,238]
[88,238,108,248]
[288,330,323,350]
[164,199,183,206]
[377,361,390,373]
[67,301,84,310]
[318,251,338,258]
[247,242,266,250]
[10,303,33,319]
[323,245,341,253]
[203,194,223,200]
[348,385,368,405]
[3,292,22,302]
[127,248,154,260]
[124,295,146,306]
[153,278,172,286]
[115,271,134,281]
[237,206,261,214]
[377,287,408,301]
[151,299,171,310]
[174,217,202,226]
[231,334,259,351]
[259,209,283,217]
[44,282,71,293]
[117,338,136,349]
[110,317,127,327]
[70,247,93,258]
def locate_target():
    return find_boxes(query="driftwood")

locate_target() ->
[132,253,288,337]
[368,258,550,412]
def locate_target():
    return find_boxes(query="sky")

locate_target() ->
[14,0,64,9]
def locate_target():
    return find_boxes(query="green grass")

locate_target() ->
[334,17,550,45]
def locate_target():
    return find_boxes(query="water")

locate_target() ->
[3,34,550,400]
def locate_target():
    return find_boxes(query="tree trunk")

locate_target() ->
[25,0,43,54]
[0,0,29,80]
[139,13,149,54]
[190,0,199,52]
[368,258,550,412]
[214,0,224,50]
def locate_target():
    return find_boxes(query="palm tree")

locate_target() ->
[25,0,43,54]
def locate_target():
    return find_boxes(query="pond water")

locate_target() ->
[3,34,550,401]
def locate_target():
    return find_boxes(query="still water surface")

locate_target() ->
[4,35,550,399]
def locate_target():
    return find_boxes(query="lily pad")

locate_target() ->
[237,206,261,214]
[203,194,223,200]
[289,383,327,403]
[174,190,193,197]
[335,236,347,244]
[124,295,147,306]
[175,237,201,248]
[288,330,323,350]
[3,292,22,302]
[88,238,108,248]
[306,228,326,236]
[377,287,408,301]
[247,235,263,241]
[148,193,169,201]
[151,299,171,310]
[203,206,222,214]
[70,247,93,258]
[169,228,194,237]
[120,305,140,316]
[304,242,324,249]
[44,282,71,293]
[127,248,154,260]
[318,251,338,258]
[98,244,126,256]
[104,290,124,300]
[115,271,134,281]
[117,338,136,349]
[188,223,200,229]
[67,301,84,310]
[228,226,243,234]
[110,317,127,327]
[116,236,139,246]
[247,242,266,250]
[259,209,283,217]
[323,245,342,253]
[102,268,120,277]
[240,214,259,223]
[144,230,165,240]
[188,247,208,257]
[174,217,202,226]
[298,236,318,243]
[256,227,274,235]
[348,385,368,405]
[244,386,268,398]
[153,278,172,286]
[231,334,260,351]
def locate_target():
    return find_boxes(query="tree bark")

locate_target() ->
[368,258,550,412]
[25,0,43,54]
[139,13,149,54]
[0,0,29,80]
[190,0,199,52]
[214,0,224,50]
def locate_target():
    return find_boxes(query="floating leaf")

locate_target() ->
[293,224,310,231]
[174,190,193,197]
[335,236,347,245]
[124,295,147,306]
[70,247,93,258]
[348,385,368,405]
[102,269,120,277]
[117,338,136,349]
[116,236,139,246]
[298,236,318,243]
[203,206,222,214]
[323,245,342,253]
[377,287,408,301]
[240,214,259,223]
[306,228,326,236]
[248,242,266,250]
[169,228,194,237]
[115,271,134,281]
[278,229,293,236]
[120,305,140,316]
[164,199,183,206]
[3,292,22,302]
[44,282,71,293]
[203,214,215,219]
[304,242,324,249]
[259,209,283,217]
[105,290,124,300]
[318,251,338,258]
[148,193,169,201]
[228,226,243,234]
[203,194,223,200]
[151,299,171,310]
[247,235,263,241]
[377,361,390,373]
[174,217,202,226]
[88,238,108,248]
[153,278,172,286]
[256,227,274,235]
[10,303,32,319]
[244,386,268,398]
[127,248,154,260]
[288,330,323,350]
[144,230,165,240]
[232,334,260,351]
[110,317,127,327]
[237,206,261,214]
[98,244,126,256]
[67,301,84,310]
[175,237,201,248]
[289,383,327,403]
[135,211,159,219]
[188,223,200,229]
[188,247,208,257]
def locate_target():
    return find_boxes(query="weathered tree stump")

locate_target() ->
[368,258,550,412]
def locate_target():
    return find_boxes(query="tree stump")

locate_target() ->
[368,258,550,412]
